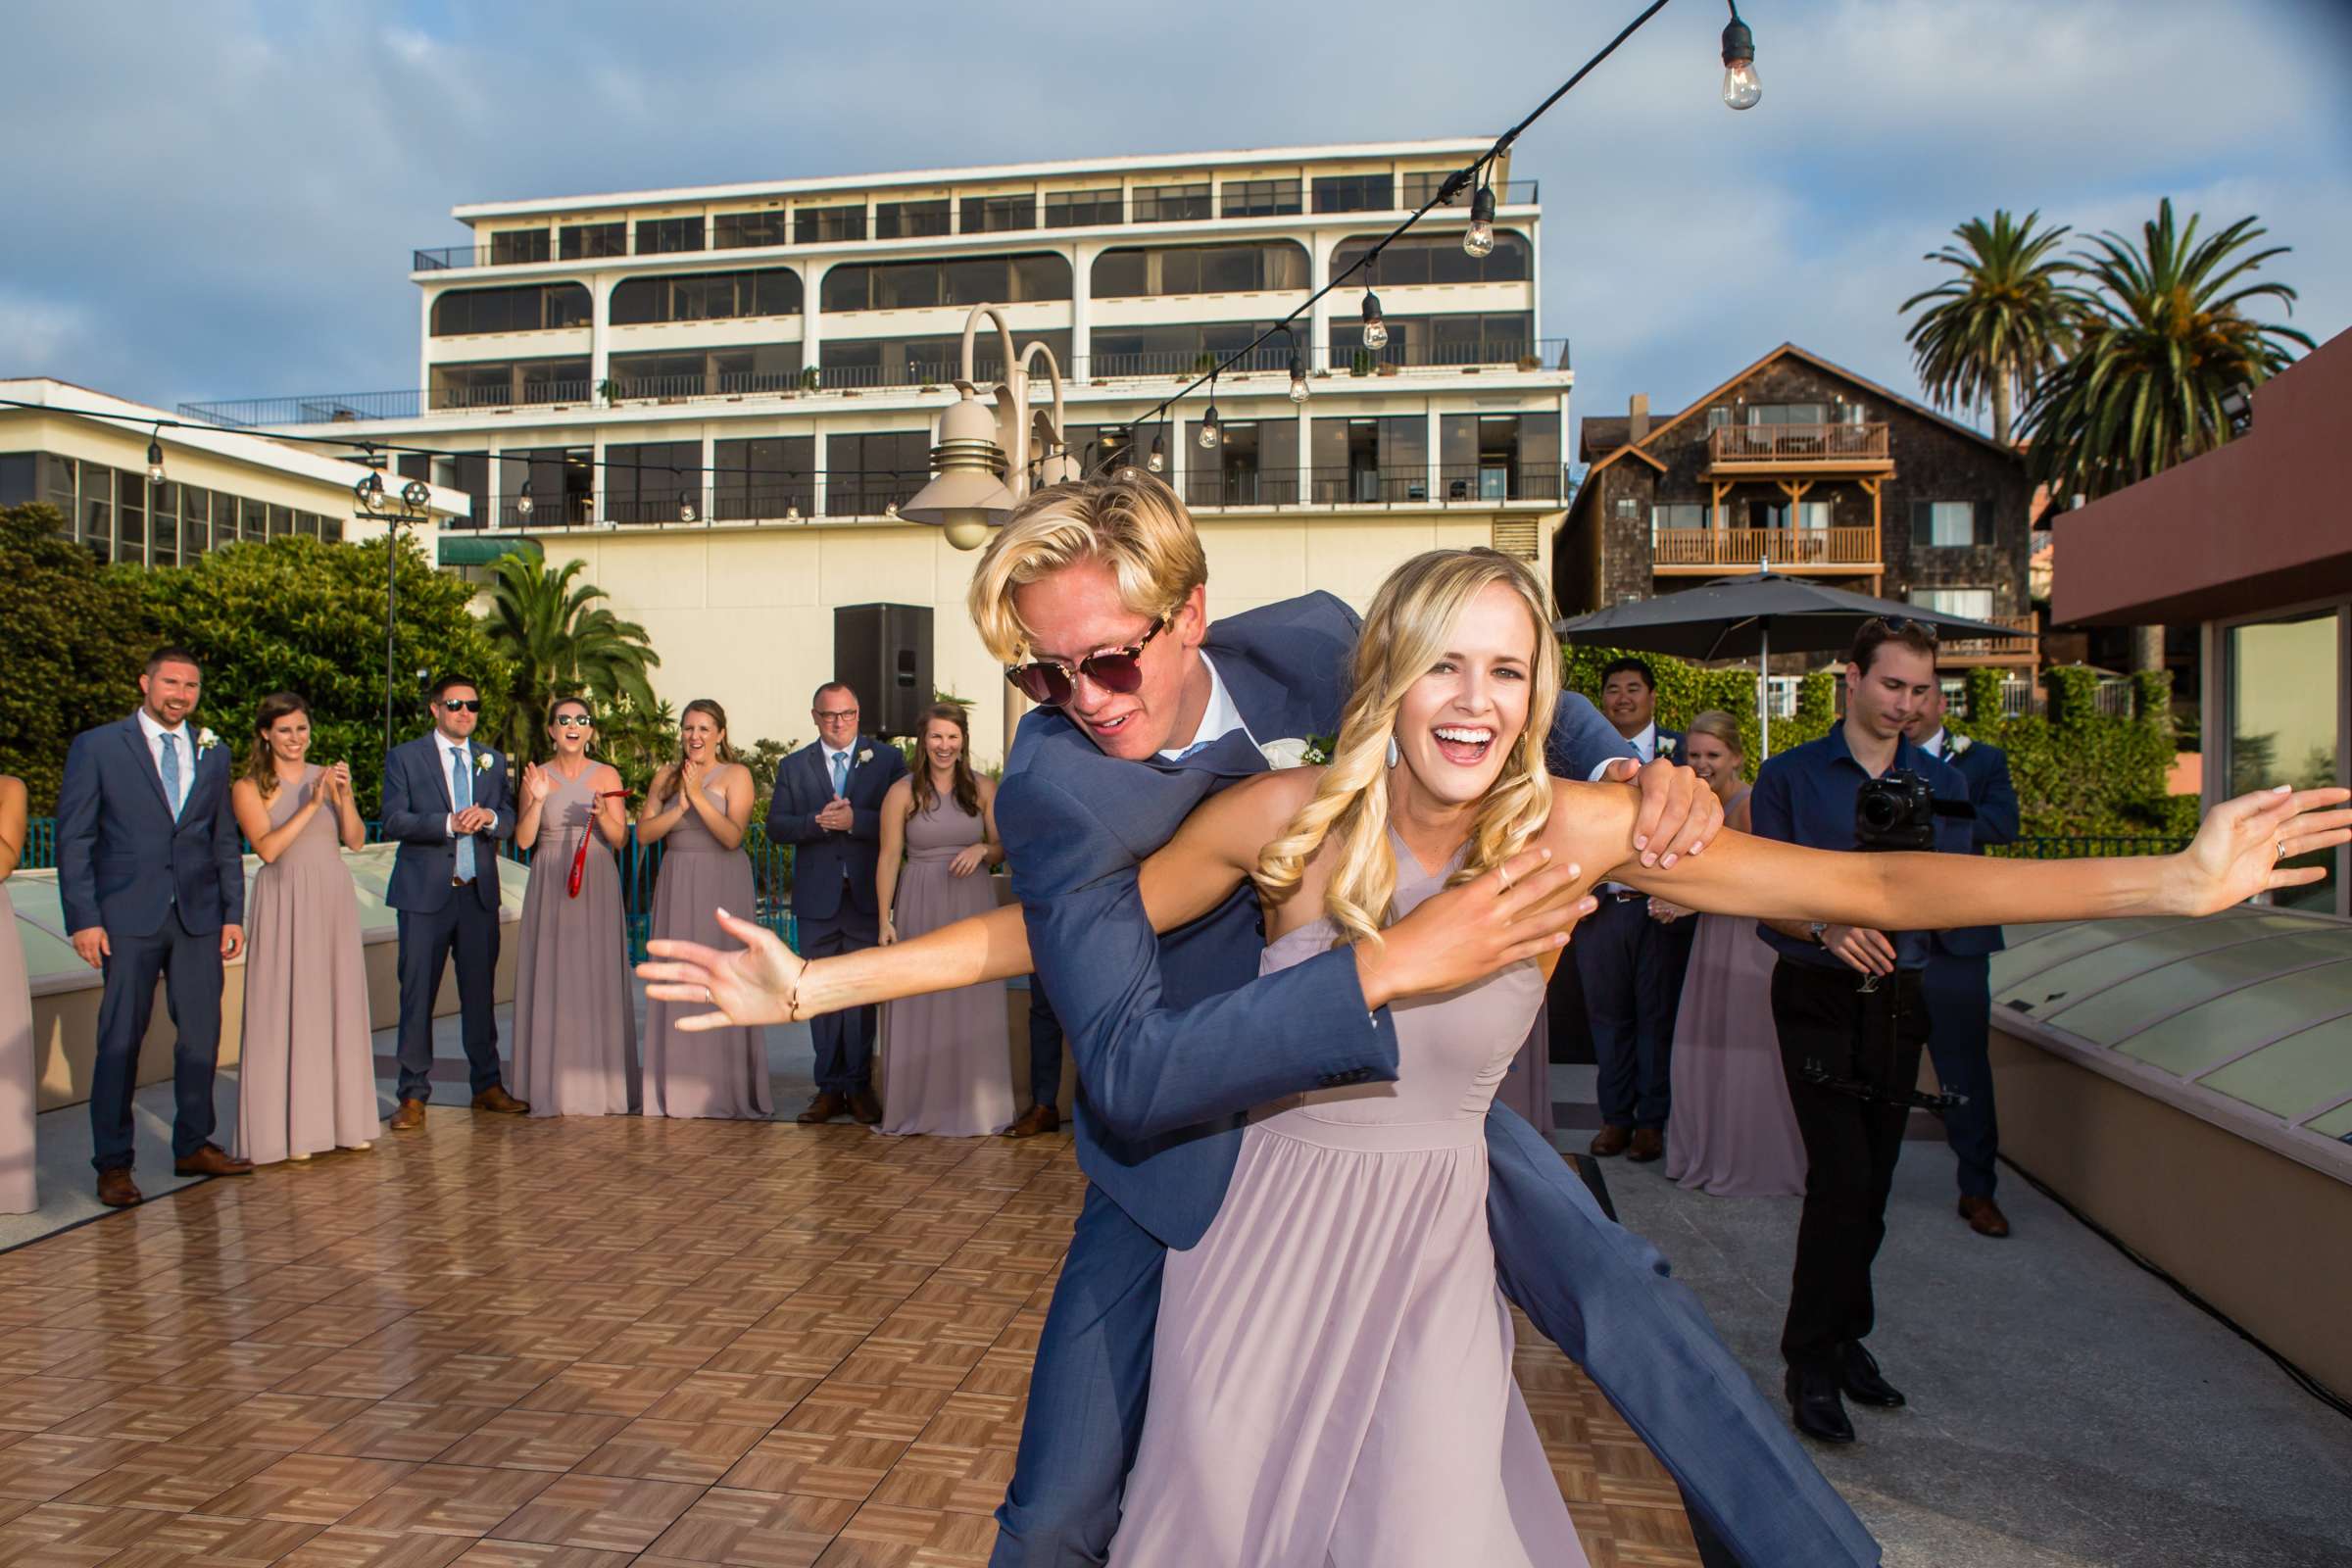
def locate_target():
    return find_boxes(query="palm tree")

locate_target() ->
[481,556,662,760]
[1900,209,2079,447]
[2021,198,2312,669]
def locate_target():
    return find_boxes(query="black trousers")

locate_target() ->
[1771,958,1928,1374]
[1924,954,2000,1200]
[90,906,223,1172]
[395,893,505,1103]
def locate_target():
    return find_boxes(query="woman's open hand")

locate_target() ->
[640,907,808,1029]
[2177,785,2352,914]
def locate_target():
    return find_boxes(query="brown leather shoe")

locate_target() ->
[173,1144,255,1178]
[797,1092,850,1125]
[388,1098,427,1131]
[1588,1125,1632,1158]
[96,1168,142,1207]
[471,1085,530,1114]
[848,1088,884,1126]
[1628,1128,1665,1163]
[1958,1196,2012,1238]
[1003,1103,1061,1140]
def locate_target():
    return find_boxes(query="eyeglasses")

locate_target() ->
[440,699,482,712]
[553,713,595,728]
[1006,614,1171,708]
[1873,615,1940,643]
[812,709,859,721]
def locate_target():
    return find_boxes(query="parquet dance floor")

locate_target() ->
[0,1113,1701,1566]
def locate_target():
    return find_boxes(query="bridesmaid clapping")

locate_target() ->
[511,698,640,1116]
[229,694,379,1165]
[638,700,770,1118]
[0,774,33,1211]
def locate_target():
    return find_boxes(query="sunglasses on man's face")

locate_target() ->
[1005,614,1172,708]
[441,699,482,712]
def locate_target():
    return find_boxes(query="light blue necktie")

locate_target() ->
[159,732,184,820]
[830,750,849,797]
[451,745,476,882]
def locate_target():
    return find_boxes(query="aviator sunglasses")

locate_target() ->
[1005,614,1171,707]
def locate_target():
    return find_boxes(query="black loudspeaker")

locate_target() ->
[833,603,933,740]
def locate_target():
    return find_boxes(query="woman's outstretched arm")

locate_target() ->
[1549,779,2351,931]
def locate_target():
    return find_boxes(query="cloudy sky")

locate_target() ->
[6,0,2345,448]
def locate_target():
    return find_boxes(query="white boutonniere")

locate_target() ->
[473,749,495,773]
[857,748,873,766]
[1658,734,1678,759]
[194,727,220,756]
[1258,737,1314,770]
[1948,733,1974,757]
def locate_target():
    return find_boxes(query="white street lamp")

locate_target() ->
[904,302,1074,551]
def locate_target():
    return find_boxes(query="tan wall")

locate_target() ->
[538,512,1554,766]
[1982,1024,2352,1397]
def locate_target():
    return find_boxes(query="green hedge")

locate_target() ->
[1562,646,2186,840]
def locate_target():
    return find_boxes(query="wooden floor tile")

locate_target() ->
[640,1487,858,1567]
[487,1473,703,1553]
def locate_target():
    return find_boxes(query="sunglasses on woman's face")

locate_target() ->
[441,699,482,712]
[553,713,594,728]
[1005,614,1171,708]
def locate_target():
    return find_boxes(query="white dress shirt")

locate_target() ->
[1159,654,1250,760]
[1623,720,1661,764]
[134,707,191,813]
[1918,727,1950,759]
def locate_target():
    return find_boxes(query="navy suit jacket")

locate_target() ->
[57,715,245,938]
[766,737,909,922]
[1933,736,2020,959]
[381,733,513,914]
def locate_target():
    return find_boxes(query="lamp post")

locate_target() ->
[355,470,434,760]
[904,302,1081,749]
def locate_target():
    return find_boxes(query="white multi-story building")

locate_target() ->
[186,141,1573,760]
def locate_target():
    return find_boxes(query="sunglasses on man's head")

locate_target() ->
[441,699,482,712]
[1874,615,1940,643]
[1005,614,1171,708]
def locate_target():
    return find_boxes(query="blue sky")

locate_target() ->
[6,0,2345,453]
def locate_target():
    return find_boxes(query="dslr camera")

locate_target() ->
[1854,770,1939,852]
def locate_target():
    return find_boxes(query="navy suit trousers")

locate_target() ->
[90,906,222,1172]
[1025,983,1064,1111]
[395,898,505,1103]
[1923,955,1999,1199]
[801,900,880,1094]
[1577,896,1680,1130]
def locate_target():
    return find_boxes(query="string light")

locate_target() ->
[1284,329,1309,403]
[1721,3,1761,110]
[1198,373,1222,449]
[1361,291,1389,350]
[1148,436,1165,473]
[515,478,535,518]
[679,495,697,523]
[1463,184,1497,259]
[145,427,166,485]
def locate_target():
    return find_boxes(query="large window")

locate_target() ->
[820,252,1070,312]
[819,331,1069,391]
[824,431,930,517]
[1438,413,1563,502]
[605,440,701,525]
[496,447,593,528]
[1045,188,1122,227]
[609,269,803,324]
[714,436,815,520]
[427,358,591,410]
[488,228,551,266]
[2228,609,2344,913]
[635,217,706,255]
[1220,178,1301,219]
[1652,503,1708,530]
[0,453,32,508]
[1312,173,1395,214]
[1914,499,1986,547]
[1086,320,1295,377]
[1325,311,1535,369]
[79,465,113,563]
[794,204,866,244]
[1091,240,1309,299]
[1183,418,1302,508]
[561,221,627,259]
[1333,230,1532,285]
[430,282,592,335]
[1310,416,1428,503]
[959,193,1035,234]
[712,211,790,249]
[875,199,952,239]
[1133,182,1210,223]
[1909,587,1994,619]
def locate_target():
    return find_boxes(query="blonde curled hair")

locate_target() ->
[1253,548,1561,951]
[965,471,1207,663]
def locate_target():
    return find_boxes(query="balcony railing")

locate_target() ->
[1651,524,1882,568]
[1704,422,1891,467]
[406,182,1545,270]
[1939,612,2040,664]
[177,340,1572,429]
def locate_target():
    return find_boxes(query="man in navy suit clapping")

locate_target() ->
[57,647,252,1205]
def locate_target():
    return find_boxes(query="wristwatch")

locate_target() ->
[1807,920,1830,946]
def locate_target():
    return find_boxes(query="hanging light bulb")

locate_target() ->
[1198,405,1221,449]
[886,500,900,518]
[145,436,166,486]
[785,502,801,520]
[1361,291,1389,350]
[1148,436,1165,473]
[515,479,535,518]
[1288,351,1310,404]
[1721,10,1761,110]
[679,494,697,524]
[1463,185,1496,259]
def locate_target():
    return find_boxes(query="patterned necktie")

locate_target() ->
[830,750,849,796]
[159,732,183,821]
[451,745,476,882]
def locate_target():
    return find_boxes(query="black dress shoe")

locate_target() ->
[1786,1368,1855,1444]
[1839,1341,1906,1408]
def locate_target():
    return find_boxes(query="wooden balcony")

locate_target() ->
[1939,612,2041,667]
[1651,524,1882,574]
[1704,421,1893,476]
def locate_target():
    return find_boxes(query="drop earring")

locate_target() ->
[1386,734,1400,769]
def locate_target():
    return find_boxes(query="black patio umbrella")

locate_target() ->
[1553,571,2018,757]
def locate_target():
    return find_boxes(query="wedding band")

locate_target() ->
[2277,839,2286,860]
[702,986,713,1004]
[1496,867,1515,894]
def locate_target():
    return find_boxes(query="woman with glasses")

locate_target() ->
[0,774,32,1212]
[511,697,639,1116]
[872,703,1012,1137]
[228,694,378,1166]
[638,700,768,1118]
